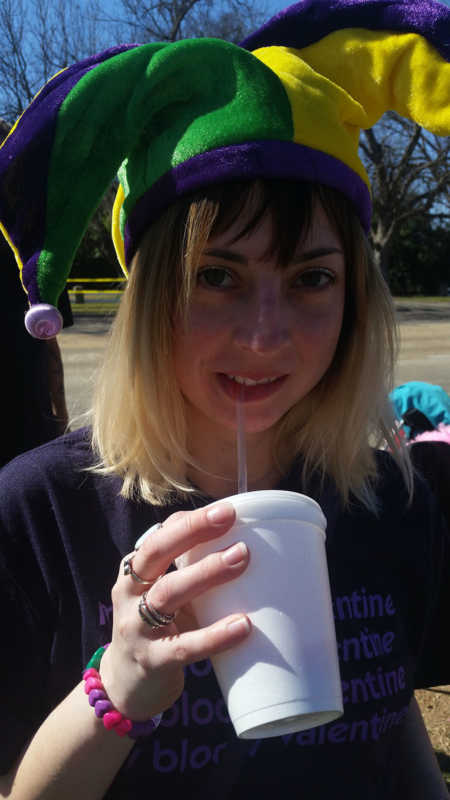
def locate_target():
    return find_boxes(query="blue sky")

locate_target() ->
[99,0,450,29]
[98,0,287,22]
[101,0,450,15]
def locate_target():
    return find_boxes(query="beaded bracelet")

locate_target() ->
[83,644,162,739]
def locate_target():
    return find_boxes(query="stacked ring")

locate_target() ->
[138,591,176,629]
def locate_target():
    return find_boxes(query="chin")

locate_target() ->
[234,413,283,435]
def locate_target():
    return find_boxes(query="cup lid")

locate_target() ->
[221,490,326,529]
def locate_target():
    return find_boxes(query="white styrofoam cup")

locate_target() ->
[175,490,343,739]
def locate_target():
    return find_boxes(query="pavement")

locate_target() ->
[59,316,112,423]
[59,302,450,425]
[393,301,450,392]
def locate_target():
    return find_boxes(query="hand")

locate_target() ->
[100,502,251,721]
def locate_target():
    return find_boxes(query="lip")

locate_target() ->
[217,372,288,402]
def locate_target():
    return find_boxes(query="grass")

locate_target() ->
[394,296,450,303]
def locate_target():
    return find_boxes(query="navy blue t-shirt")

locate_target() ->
[0,428,448,798]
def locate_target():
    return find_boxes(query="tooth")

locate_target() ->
[226,374,278,386]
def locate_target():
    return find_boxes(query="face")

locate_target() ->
[173,201,346,444]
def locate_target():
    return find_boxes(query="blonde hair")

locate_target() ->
[91,180,411,509]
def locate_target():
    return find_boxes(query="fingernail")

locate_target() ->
[222,541,247,566]
[227,615,250,634]
[206,503,234,526]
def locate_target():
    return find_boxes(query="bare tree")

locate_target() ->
[0,0,269,123]
[0,118,11,144]
[110,0,268,44]
[0,0,113,122]
[360,113,450,275]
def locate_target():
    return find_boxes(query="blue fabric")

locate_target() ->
[390,381,450,433]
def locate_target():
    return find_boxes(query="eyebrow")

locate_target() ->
[202,246,343,265]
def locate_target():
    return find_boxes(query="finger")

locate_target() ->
[147,541,249,615]
[128,502,236,587]
[162,613,252,667]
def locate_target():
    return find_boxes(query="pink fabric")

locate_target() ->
[411,424,450,445]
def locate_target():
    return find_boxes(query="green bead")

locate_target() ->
[85,645,106,671]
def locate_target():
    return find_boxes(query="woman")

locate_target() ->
[0,1,449,797]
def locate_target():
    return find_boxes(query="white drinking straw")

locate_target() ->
[236,388,248,494]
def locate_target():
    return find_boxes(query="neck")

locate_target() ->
[186,421,283,500]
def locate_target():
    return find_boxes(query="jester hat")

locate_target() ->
[0,0,449,337]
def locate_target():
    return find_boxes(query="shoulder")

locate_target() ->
[0,428,116,535]
[0,427,163,561]
[0,427,94,492]
[370,450,448,577]
[334,449,443,552]
[372,446,449,528]
[373,448,432,511]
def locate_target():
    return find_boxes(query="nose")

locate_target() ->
[234,286,289,355]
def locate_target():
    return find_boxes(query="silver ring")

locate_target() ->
[138,591,176,629]
[123,555,152,585]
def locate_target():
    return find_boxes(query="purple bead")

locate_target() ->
[94,699,113,718]
[24,304,63,339]
[89,688,107,706]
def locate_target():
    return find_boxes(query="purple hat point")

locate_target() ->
[24,304,63,339]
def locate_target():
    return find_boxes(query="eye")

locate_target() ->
[197,267,235,289]
[294,269,336,289]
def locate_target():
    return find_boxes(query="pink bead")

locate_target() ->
[114,718,133,737]
[103,710,123,730]
[84,676,103,694]
[83,668,99,681]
